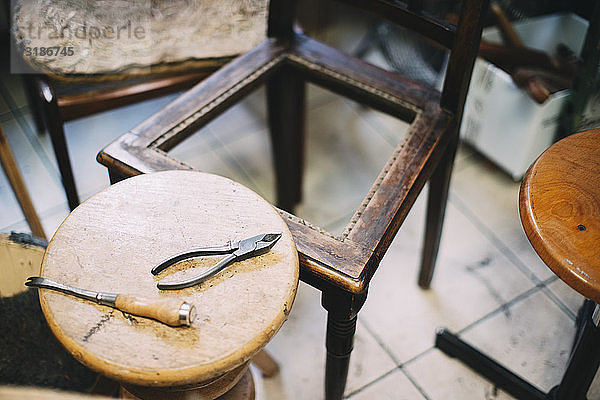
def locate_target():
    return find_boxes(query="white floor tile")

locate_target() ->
[262,283,397,400]
[545,278,585,318]
[347,369,426,400]
[406,348,516,400]
[296,97,398,232]
[460,291,576,392]
[450,154,555,282]
[361,192,536,364]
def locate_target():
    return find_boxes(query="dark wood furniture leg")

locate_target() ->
[266,66,306,212]
[418,133,458,288]
[22,75,46,134]
[37,79,80,210]
[322,288,368,400]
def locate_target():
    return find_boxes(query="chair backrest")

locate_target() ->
[268,0,487,120]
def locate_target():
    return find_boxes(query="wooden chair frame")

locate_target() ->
[24,71,216,211]
[98,1,487,399]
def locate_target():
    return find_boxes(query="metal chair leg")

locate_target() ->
[436,301,600,400]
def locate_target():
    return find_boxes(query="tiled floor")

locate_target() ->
[1,7,597,400]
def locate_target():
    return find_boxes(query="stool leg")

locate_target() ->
[435,328,546,400]
[322,289,367,400]
[266,65,305,213]
[418,135,458,289]
[251,349,279,378]
[552,303,600,399]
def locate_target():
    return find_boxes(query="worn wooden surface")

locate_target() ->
[520,129,600,302]
[39,171,298,389]
[0,234,44,297]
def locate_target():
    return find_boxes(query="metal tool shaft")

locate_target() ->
[26,277,117,306]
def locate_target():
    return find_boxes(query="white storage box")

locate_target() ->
[460,13,589,180]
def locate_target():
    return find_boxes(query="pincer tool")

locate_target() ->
[152,232,281,290]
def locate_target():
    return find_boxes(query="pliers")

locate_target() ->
[151,232,282,290]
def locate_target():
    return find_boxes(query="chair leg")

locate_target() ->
[321,288,367,400]
[22,75,46,135]
[37,80,80,210]
[418,136,459,289]
[266,66,305,213]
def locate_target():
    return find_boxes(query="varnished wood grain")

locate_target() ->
[113,295,192,327]
[39,171,299,388]
[520,129,600,302]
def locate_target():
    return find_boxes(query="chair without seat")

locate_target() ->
[98,1,488,398]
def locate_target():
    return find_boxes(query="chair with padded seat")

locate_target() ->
[97,1,488,399]
[9,0,268,210]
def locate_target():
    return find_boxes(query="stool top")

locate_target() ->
[520,129,600,302]
[39,171,298,387]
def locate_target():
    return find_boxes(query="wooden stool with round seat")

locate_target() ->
[36,170,299,400]
[435,128,600,399]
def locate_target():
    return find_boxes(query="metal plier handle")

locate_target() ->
[151,232,281,290]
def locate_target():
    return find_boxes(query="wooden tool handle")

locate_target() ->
[114,295,195,327]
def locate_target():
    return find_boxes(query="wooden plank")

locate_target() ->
[57,72,214,122]
[288,34,437,118]
[0,125,46,239]
[345,104,453,283]
[340,0,455,49]
[130,40,288,151]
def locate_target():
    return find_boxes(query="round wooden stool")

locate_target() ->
[435,129,600,400]
[519,128,600,399]
[38,171,299,399]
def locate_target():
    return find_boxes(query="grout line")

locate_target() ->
[343,96,410,148]
[540,284,578,321]
[448,191,577,322]
[343,367,399,399]
[401,285,546,369]
[455,282,545,335]
[358,319,433,399]
[401,367,432,400]
[0,105,28,122]
[207,128,270,198]
[360,318,402,366]
[448,191,542,285]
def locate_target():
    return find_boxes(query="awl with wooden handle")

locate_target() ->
[25,276,196,327]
